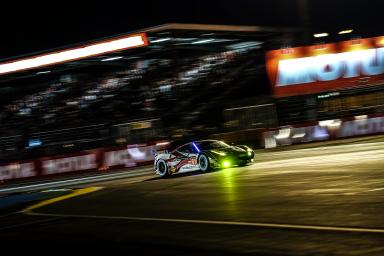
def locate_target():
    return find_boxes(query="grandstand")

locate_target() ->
[0,24,293,160]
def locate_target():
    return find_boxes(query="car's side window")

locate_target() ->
[181,145,191,153]
[177,144,195,154]
[175,143,200,155]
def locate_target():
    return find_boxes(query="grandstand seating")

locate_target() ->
[0,47,264,160]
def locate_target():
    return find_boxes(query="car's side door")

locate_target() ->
[174,143,199,172]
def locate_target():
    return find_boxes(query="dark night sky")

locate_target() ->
[1,0,383,59]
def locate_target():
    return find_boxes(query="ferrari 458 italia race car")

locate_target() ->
[154,140,254,177]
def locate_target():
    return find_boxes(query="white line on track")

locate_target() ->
[251,148,384,172]
[26,211,384,234]
[0,169,152,193]
[263,141,384,156]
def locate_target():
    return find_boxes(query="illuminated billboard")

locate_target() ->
[266,36,384,97]
[0,33,149,76]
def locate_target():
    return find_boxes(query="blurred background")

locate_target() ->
[2,2,384,255]
[0,0,383,174]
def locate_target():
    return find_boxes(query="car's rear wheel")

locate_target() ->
[156,159,170,177]
[198,154,210,172]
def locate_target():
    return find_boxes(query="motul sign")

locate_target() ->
[41,154,97,175]
[267,36,384,97]
[277,48,384,85]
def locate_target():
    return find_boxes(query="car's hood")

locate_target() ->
[208,146,246,155]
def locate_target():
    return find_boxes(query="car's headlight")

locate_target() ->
[221,160,231,168]
[247,150,252,156]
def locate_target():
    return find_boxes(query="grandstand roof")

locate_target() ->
[0,23,295,83]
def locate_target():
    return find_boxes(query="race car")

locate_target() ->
[154,140,254,177]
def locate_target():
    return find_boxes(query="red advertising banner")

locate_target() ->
[266,36,384,97]
[0,141,169,183]
[0,161,36,181]
[40,152,99,176]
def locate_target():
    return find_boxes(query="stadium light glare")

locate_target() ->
[228,41,262,50]
[174,37,198,42]
[192,39,215,44]
[150,38,171,43]
[101,56,123,62]
[313,33,329,38]
[338,29,353,34]
[36,70,51,74]
[0,34,148,75]
[201,33,215,36]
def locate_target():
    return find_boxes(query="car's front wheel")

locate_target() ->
[198,154,210,172]
[156,159,170,177]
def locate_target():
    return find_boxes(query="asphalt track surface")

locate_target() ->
[1,138,384,255]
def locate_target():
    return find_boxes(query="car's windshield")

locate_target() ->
[196,141,230,150]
